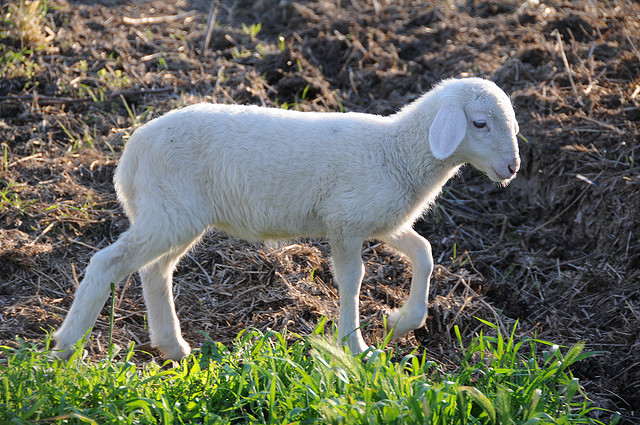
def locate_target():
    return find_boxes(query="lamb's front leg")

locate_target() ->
[330,237,369,354]
[381,228,433,338]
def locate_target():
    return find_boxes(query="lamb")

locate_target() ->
[52,77,521,360]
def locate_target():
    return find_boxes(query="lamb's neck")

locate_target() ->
[389,105,462,200]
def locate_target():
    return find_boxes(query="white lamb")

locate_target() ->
[53,77,520,360]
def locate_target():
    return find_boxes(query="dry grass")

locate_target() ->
[7,0,51,49]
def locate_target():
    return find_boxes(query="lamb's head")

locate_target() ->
[428,78,521,185]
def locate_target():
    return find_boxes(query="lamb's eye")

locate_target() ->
[473,120,487,129]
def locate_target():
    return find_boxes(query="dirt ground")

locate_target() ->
[1,0,639,422]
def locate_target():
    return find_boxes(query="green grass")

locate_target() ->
[1,0,49,79]
[0,320,617,424]
[0,180,34,214]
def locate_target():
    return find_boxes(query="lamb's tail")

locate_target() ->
[114,130,145,222]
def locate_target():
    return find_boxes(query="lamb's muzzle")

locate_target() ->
[497,156,521,180]
[52,77,521,360]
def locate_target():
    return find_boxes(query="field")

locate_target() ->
[1,0,638,422]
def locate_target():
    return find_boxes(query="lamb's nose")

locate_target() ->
[508,158,521,175]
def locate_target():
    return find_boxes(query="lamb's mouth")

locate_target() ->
[489,167,515,184]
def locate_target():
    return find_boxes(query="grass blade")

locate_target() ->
[460,386,496,424]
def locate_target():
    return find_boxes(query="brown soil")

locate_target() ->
[1,0,639,422]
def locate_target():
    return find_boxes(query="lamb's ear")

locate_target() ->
[428,104,467,159]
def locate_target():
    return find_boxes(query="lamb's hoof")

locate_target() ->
[385,308,406,339]
[49,333,78,361]
[361,347,384,362]
[158,340,191,362]
[345,340,370,356]
[385,308,426,339]
[49,347,73,362]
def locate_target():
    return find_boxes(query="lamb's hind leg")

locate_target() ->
[381,228,433,339]
[139,238,201,361]
[52,227,175,359]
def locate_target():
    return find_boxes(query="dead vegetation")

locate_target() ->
[1,0,639,422]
